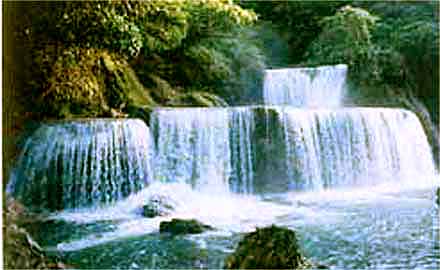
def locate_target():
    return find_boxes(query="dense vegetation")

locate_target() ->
[4,0,262,119]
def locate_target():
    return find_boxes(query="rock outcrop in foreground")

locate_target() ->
[224,225,319,269]
[3,198,68,269]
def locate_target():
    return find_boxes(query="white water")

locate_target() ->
[150,108,257,194]
[278,107,437,189]
[52,176,438,252]
[150,106,436,193]
[263,64,347,107]
[53,181,293,251]
[7,119,152,210]
[150,108,232,194]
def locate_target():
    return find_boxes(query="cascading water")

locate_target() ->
[263,64,347,107]
[7,119,152,211]
[150,107,256,194]
[150,108,231,194]
[150,105,436,193]
[277,107,436,189]
[7,63,438,269]
[229,108,255,193]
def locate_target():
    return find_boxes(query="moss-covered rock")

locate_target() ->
[126,104,154,125]
[102,53,156,109]
[40,47,156,118]
[224,225,312,269]
[159,218,213,235]
[147,74,179,104]
[166,91,228,107]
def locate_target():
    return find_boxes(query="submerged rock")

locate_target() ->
[224,225,313,269]
[159,219,213,235]
[142,194,175,218]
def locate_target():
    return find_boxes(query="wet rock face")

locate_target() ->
[224,225,307,269]
[142,194,175,218]
[436,187,440,205]
[3,198,68,269]
[159,219,213,235]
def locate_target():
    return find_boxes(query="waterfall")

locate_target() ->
[150,108,232,194]
[150,107,256,194]
[150,106,436,193]
[7,119,152,211]
[263,64,347,107]
[229,108,255,193]
[8,63,437,211]
[277,107,436,189]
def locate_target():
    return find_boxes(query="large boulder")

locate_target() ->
[159,218,213,235]
[224,225,313,269]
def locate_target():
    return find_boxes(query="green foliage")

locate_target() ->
[30,0,256,58]
[7,0,259,119]
[131,26,265,105]
[305,2,438,106]
[366,1,439,119]
[302,1,439,161]
[177,28,266,104]
[305,6,379,68]
[242,1,349,64]
[32,1,188,57]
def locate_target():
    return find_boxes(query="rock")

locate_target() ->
[126,104,152,125]
[166,91,228,107]
[224,225,310,269]
[40,47,156,118]
[159,218,213,235]
[3,197,70,269]
[141,194,175,218]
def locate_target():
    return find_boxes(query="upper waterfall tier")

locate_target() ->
[263,64,347,107]
[7,119,152,211]
[151,106,436,194]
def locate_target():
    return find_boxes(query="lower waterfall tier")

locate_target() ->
[7,119,152,211]
[8,106,437,211]
[151,106,436,193]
